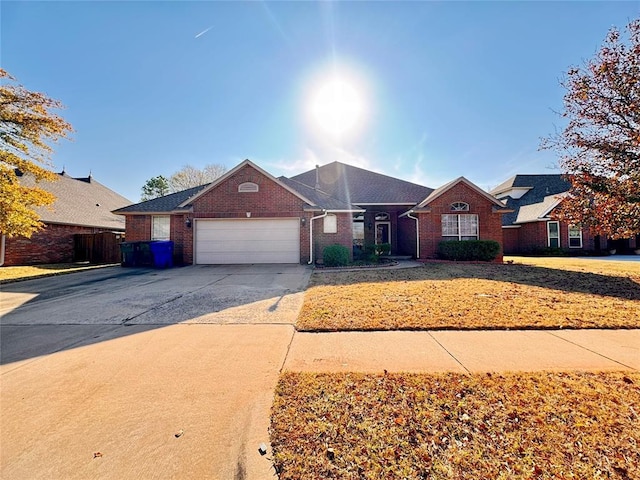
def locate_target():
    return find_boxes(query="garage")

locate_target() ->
[194,218,300,264]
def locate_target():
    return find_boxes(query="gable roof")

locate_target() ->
[514,192,567,224]
[416,176,508,209]
[491,174,571,226]
[179,159,317,208]
[290,161,433,205]
[113,184,210,214]
[17,171,130,230]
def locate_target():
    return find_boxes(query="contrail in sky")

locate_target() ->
[195,26,213,38]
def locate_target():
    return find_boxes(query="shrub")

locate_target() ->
[322,244,350,267]
[375,243,391,256]
[531,246,567,256]
[437,240,500,261]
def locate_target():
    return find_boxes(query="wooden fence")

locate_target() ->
[74,232,124,264]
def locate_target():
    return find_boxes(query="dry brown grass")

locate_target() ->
[297,259,640,331]
[270,371,640,480]
[0,263,114,283]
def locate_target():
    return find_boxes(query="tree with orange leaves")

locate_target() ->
[0,69,73,238]
[543,19,640,240]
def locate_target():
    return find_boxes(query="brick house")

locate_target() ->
[114,159,509,265]
[491,174,639,254]
[1,171,131,266]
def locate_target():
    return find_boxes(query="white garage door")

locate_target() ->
[195,218,300,264]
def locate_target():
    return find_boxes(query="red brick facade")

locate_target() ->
[122,164,353,265]
[502,219,598,254]
[120,165,508,265]
[3,224,109,266]
[416,182,506,262]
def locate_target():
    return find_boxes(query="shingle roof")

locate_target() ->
[113,184,210,214]
[18,171,131,230]
[514,193,567,224]
[290,161,433,205]
[491,174,571,225]
[277,177,363,211]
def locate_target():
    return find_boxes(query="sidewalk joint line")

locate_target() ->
[546,331,637,371]
[428,331,470,374]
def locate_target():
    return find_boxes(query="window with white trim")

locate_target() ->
[152,215,170,241]
[323,214,337,233]
[568,225,583,248]
[547,221,560,248]
[441,214,478,240]
[238,182,259,193]
[451,202,469,211]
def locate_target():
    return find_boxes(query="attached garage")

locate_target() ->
[194,218,300,264]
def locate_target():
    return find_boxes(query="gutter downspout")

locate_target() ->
[406,211,419,259]
[308,210,328,265]
[0,234,5,266]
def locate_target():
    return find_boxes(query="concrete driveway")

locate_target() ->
[1,264,311,480]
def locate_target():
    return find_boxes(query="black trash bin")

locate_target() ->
[120,242,137,267]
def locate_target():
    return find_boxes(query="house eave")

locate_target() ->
[40,220,125,231]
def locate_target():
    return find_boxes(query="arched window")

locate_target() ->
[375,212,390,221]
[238,182,259,193]
[451,202,469,211]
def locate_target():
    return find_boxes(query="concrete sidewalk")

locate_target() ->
[284,328,640,373]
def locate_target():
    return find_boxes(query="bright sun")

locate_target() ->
[309,77,364,138]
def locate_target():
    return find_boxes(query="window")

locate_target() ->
[323,214,337,233]
[238,182,258,192]
[451,202,469,211]
[442,214,478,240]
[547,221,560,248]
[375,212,390,221]
[152,215,170,240]
[568,225,583,248]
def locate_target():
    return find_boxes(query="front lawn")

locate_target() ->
[270,371,640,480]
[297,258,640,331]
[0,263,115,283]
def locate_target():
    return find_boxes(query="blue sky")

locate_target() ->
[3,1,639,202]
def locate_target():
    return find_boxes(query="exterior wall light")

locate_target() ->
[185,218,192,228]
[368,222,373,231]
[301,217,306,226]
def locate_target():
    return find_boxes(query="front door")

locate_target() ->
[375,222,391,245]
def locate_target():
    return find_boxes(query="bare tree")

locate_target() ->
[168,163,227,192]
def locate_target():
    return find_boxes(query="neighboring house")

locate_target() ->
[490,174,639,254]
[114,159,510,265]
[2,170,131,266]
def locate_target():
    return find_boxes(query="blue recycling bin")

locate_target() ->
[149,241,174,268]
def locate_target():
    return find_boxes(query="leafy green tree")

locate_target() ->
[0,69,73,238]
[141,175,170,201]
[542,19,640,239]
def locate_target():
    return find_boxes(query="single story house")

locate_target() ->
[2,170,131,266]
[114,159,510,265]
[490,174,639,254]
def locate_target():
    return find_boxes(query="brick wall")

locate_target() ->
[3,223,114,266]
[508,220,598,254]
[502,228,520,254]
[120,164,357,265]
[417,182,505,262]
[124,215,151,242]
[312,213,353,264]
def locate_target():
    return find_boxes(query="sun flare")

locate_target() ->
[309,76,364,138]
